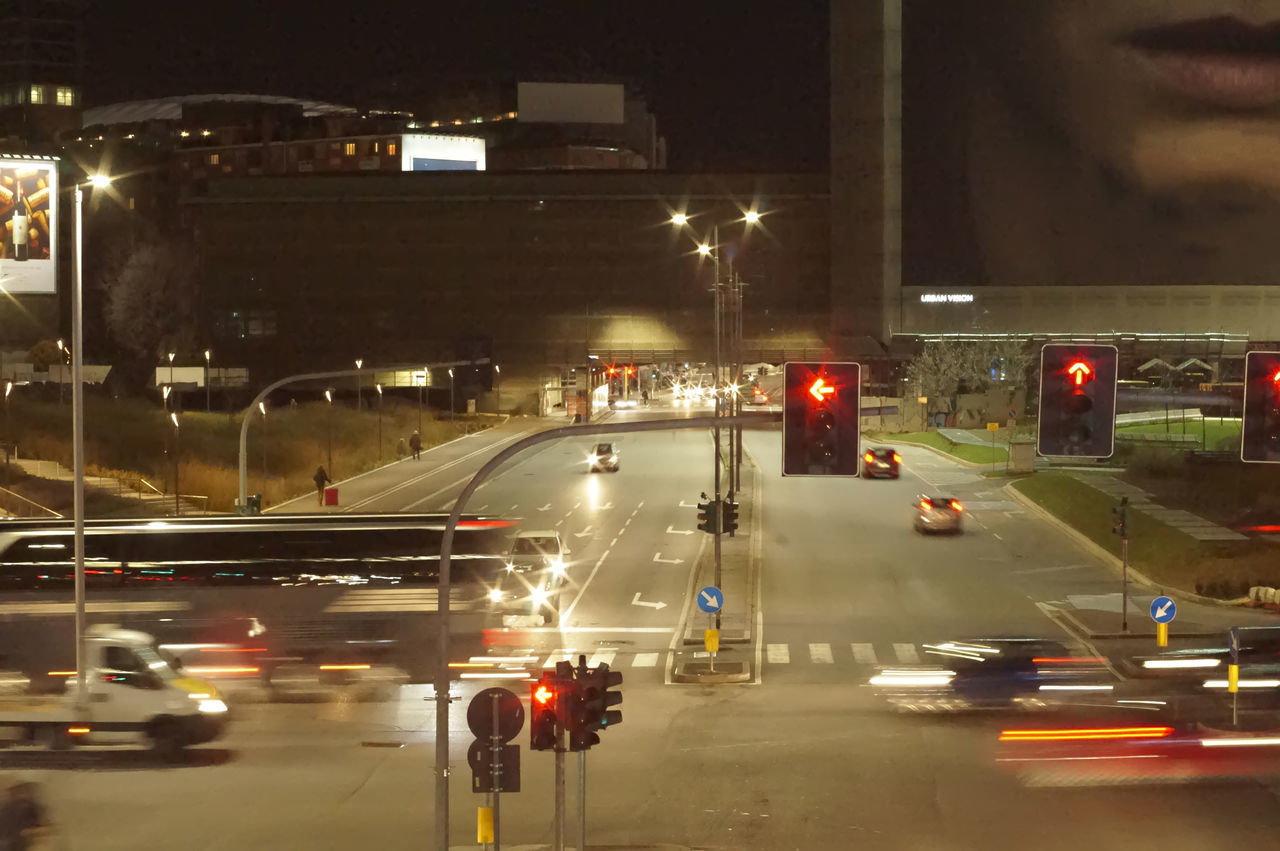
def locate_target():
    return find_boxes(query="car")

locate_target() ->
[863,447,900,478]
[914,495,963,533]
[588,442,619,472]
[494,530,572,623]
[748,388,769,405]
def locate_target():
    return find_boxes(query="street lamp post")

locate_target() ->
[375,383,383,463]
[204,349,211,412]
[258,401,268,499]
[167,351,175,398]
[71,173,112,709]
[494,364,501,413]
[170,411,181,516]
[56,339,65,406]
[417,371,424,433]
[324,388,334,474]
[3,380,12,485]
[354,358,363,411]
[448,368,455,423]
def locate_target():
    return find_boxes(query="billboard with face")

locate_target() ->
[0,157,58,294]
[902,0,1280,287]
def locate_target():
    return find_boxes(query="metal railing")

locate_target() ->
[0,484,62,518]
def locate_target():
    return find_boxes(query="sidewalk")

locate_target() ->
[1062,470,1246,542]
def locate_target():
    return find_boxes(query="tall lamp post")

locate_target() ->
[494,364,501,413]
[448,368,455,423]
[375,383,383,463]
[167,351,175,395]
[170,411,182,516]
[3,380,12,484]
[203,349,212,412]
[258,401,268,499]
[324,388,334,474]
[71,173,113,708]
[56,339,65,405]
[354,358,363,411]
[417,368,426,433]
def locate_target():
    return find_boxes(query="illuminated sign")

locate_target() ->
[399,134,486,172]
[808,377,835,402]
[919,293,975,304]
[0,155,59,294]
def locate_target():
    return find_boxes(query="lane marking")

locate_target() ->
[0,601,192,615]
[766,644,790,664]
[573,501,581,510]
[518,627,672,634]
[632,652,659,668]
[539,503,552,511]
[809,643,834,664]
[558,547,612,623]
[587,650,617,668]
[666,526,694,536]
[542,650,576,669]
[653,553,684,565]
[851,643,878,664]
[611,537,620,547]
[893,643,920,664]
[631,593,666,610]
[510,504,518,511]
[1011,563,1092,576]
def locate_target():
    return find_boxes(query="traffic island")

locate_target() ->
[671,659,750,684]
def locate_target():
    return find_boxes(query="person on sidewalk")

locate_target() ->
[313,466,331,506]
[409,430,422,461]
[0,777,52,851]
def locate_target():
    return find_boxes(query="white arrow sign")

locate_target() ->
[573,526,593,539]
[667,526,694,536]
[653,553,684,565]
[700,589,721,608]
[538,503,552,511]
[631,592,667,610]
[1156,600,1172,619]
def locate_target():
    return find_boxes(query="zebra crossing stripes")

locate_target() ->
[587,650,617,668]
[766,644,790,664]
[761,642,928,666]
[809,643,834,664]
[323,587,474,613]
[631,653,659,668]
[851,643,877,664]
[893,643,921,664]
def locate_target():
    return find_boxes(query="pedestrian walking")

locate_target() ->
[409,429,422,461]
[313,465,331,506]
[0,777,52,851]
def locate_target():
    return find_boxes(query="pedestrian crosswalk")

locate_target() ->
[765,642,935,667]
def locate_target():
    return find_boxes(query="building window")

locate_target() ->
[230,309,278,339]
[55,87,75,106]
[209,153,220,166]
[28,85,44,105]
[128,197,136,210]
[344,142,356,156]
[372,141,379,154]
[387,142,397,156]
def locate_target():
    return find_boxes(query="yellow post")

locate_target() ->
[477,806,494,844]
[1156,622,1168,648]
[704,629,720,655]
[1228,664,1239,694]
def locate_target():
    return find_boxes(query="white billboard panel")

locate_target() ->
[517,82,625,125]
[400,134,486,172]
[0,156,59,294]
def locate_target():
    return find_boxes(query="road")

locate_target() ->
[10,406,1280,849]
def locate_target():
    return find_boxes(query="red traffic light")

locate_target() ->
[534,684,554,705]
[1067,361,1093,386]
[809,377,836,403]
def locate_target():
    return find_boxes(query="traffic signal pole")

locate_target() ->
[577,751,586,851]
[712,232,724,633]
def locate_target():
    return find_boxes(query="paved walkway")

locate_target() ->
[1064,470,1246,542]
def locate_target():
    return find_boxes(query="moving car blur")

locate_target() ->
[863,447,900,479]
[914,496,963,533]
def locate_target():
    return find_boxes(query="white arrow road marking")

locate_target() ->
[573,526,593,538]
[538,503,552,511]
[653,553,684,565]
[667,526,694,535]
[632,593,667,610]
[679,500,698,508]
[1156,601,1173,618]
[700,589,721,608]
[598,502,614,510]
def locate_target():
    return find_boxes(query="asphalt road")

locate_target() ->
[10,409,1280,850]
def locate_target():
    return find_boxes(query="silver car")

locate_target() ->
[914,495,964,534]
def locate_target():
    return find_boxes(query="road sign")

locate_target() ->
[467,687,525,742]
[1008,408,1017,420]
[697,586,723,613]
[467,740,521,793]
[1230,626,1240,664]
[1149,596,1177,624]
[987,422,999,432]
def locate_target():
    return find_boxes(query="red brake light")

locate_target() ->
[949,500,963,512]
[999,726,1173,742]
[892,453,901,464]
[919,499,931,511]
[864,452,874,463]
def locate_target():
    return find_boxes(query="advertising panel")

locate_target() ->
[517,82,625,125]
[0,156,58,294]
[400,134,486,172]
[901,1,1280,288]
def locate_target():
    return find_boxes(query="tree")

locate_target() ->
[99,235,200,364]
[905,339,1033,401]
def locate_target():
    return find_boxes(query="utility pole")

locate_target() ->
[711,224,723,632]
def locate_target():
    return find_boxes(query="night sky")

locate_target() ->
[85,1,830,172]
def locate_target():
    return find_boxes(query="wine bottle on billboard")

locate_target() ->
[11,183,28,262]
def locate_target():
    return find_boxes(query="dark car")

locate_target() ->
[588,442,619,473]
[863,447,900,478]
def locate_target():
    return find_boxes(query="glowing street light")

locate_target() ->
[670,212,688,226]
[203,349,212,412]
[697,243,712,257]
[744,210,761,224]
[354,358,364,410]
[375,383,384,463]
[324,388,334,473]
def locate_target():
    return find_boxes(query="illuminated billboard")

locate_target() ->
[902,2,1280,287]
[400,134,485,172]
[517,82,625,125]
[0,156,58,294]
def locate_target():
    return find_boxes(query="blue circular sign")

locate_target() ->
[1150,596,1177,624]
[696,586,723,614]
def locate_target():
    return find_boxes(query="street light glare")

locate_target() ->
[258,401,266,415]
[697,244,712,257]
[671,213,688,226]
[376,383,383,395]
[324,390,333,403]
[88,174,112,189]
[204,349,211,361]
[170,412,180,428]
[744,210,761,224]
[355,358,363,369]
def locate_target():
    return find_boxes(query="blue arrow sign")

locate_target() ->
[696,586,723,614]
[1150,596,1177,624]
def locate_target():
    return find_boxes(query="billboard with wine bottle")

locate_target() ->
[0,156,59,294]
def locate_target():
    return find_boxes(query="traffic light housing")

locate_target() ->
[1036,344,1118,459]
[696,500,719,534]
[1242,351,1280,463]
[454,334,494,394]
[530,671,560,751]
[721,500,739,536]
[782,361,861,476]
[1111,496,1128,539]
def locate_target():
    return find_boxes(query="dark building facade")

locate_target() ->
[184,172,830,384]
[0,0,83,149]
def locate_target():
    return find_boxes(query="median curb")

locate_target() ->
[1004,478,1248,614]
[867,434,991,469]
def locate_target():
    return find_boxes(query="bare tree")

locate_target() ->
[100,236,200,361]
[906,339,1033,400]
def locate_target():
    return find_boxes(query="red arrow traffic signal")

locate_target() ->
[809,378,836,403]
[1068,361,1093,386]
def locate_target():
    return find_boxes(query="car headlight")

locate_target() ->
[505,562,515,572]
[197,698,228,714]
[531,587,550,606]
[609,455,617,463]
[587,455,598,465]
[488,588,504,603]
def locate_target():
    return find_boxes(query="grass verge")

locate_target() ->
[1011,471,1280,599]
[878,430,1009,465]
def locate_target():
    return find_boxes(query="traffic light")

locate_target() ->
[721,499,739,536]
[782,362,861,476]
[696,499,719,534]
[1242,351,1280,463]
[454,334,494,393]
[530,671,560,751]
[1036,344,1118,458]
[1112,496,1128,539]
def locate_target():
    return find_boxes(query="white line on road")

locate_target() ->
[1011,563,1092,576]
[631,593,666,610]
[666,526,694,535]
[992,532,1004,541]
[766,644,790,664]
[611,537,619,547]
[543,650,576,669]
[809,643,834,664]
[539,503,552,511]
[587,650,617,667]
[652,553,684,565]
[851,643,878,664]
[632,653,659,668]
[894,643,920,664]
[573,501,581,510]
[510,504,518,511]
[558,547,611,624]
[519,627,672,634]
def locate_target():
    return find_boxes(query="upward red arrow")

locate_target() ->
[1068,361,1092,386]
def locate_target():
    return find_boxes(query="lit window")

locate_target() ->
[55,87,76,106]
[372,141,379,153]
[209,153,220,166]
[387,142,397,156]
[29,85,44,105]
[128,197,136,210]
[344,142,356,156]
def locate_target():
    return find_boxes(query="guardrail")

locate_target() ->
[1116,432,1199,444]
[0,484,62,518]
